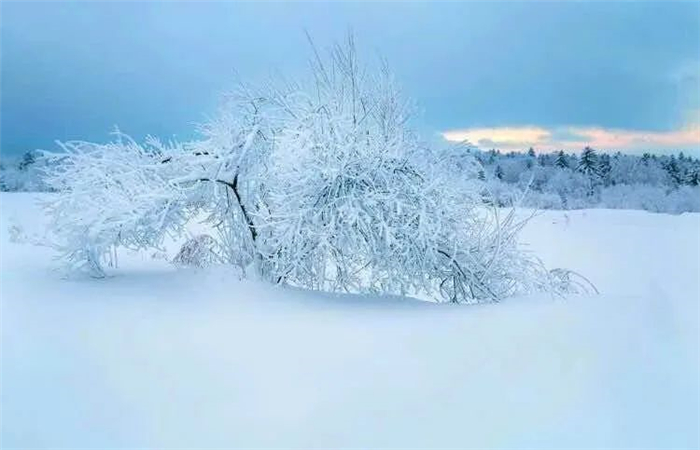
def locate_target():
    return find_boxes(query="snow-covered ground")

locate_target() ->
[1,192,698,449]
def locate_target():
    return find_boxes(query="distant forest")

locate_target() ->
[2,146,699,214]
[474,147,700,214]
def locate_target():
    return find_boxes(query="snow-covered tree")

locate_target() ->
[555,150,569,169]
[38,34,589,302]
[664,156,683,186]
[577,146,600,177]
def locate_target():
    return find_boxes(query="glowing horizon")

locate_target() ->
[442,119,700,154]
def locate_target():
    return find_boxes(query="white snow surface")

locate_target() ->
[1,192,698,449]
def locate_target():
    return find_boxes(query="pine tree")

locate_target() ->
[598,153,612,186]
[555,150,568,168]
[577,147,600,197]
[527,147,536,158]
[664,156,683,186]
[577,147,600,177]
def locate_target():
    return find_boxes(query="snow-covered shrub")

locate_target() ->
[600,184,646,211]
[602,184,668,213]
[665,186,700,214]
[0,150,53,192]
[38,35,589,302]
[600,184,700,214]
[526,191,564,210]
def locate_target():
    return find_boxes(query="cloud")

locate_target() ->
[442,114,700,154]
[442,127,550,150]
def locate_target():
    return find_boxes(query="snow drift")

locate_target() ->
[1,193,698,448]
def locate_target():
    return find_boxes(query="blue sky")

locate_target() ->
[1,1,699,156]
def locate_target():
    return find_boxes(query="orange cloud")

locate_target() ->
[567,124,700,151]
[442,117,700,153]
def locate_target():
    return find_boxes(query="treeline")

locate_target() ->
[2,145,699,214]
[475,147,700,214]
